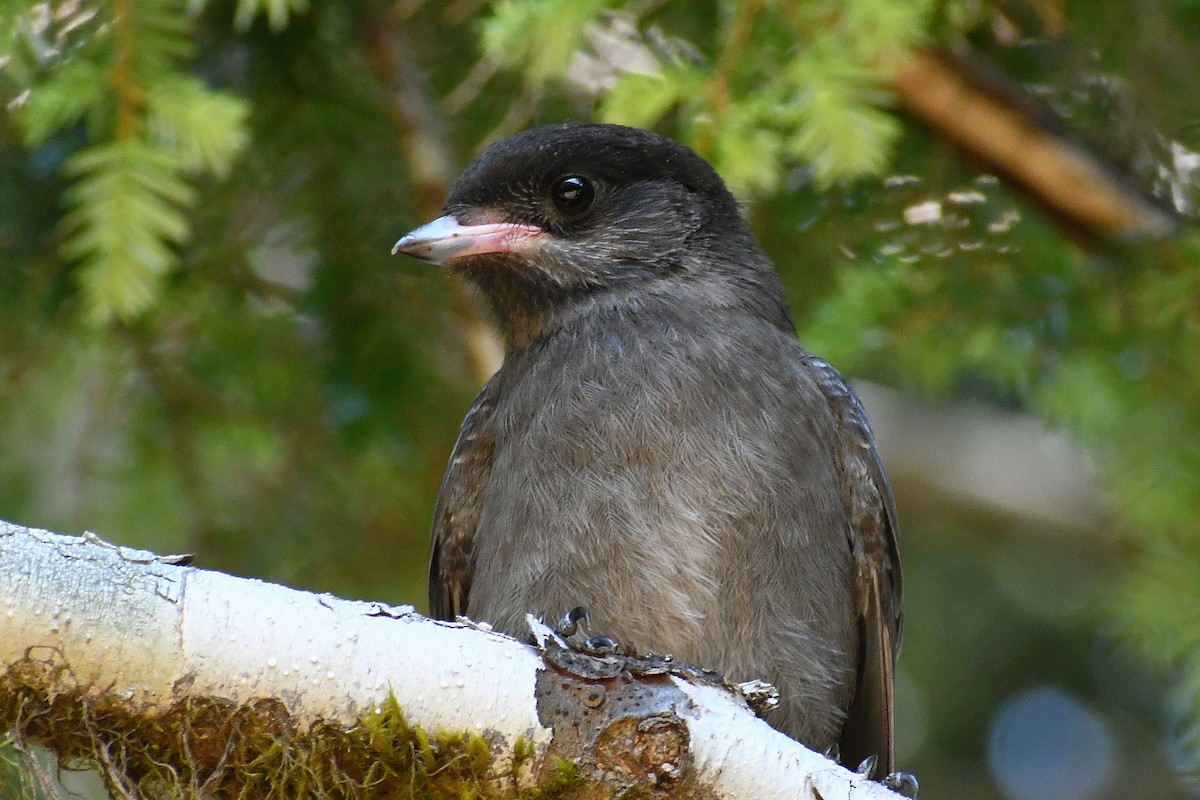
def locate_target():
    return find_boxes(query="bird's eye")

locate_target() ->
[550,175,595,216]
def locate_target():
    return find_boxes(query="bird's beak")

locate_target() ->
[391,214,543,266]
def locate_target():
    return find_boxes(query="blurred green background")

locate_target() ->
[2,1,1199,798]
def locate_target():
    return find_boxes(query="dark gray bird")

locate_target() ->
[393,122,902,773]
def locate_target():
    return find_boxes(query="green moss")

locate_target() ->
[0,659,595,800]
[515,757,585,799]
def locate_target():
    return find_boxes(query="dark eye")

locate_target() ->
[551,175,595,216]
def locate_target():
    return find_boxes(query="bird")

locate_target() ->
[392,122,902,774]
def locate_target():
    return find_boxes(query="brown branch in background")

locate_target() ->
[110,0,143,139]
[696,0,764,159]
[892,47,1179,242]
[360,6,504,384]
[442,57,500,115]
[484,87,541,145]
[442,0,488,27]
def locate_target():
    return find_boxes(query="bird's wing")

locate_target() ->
[802,355,903,775]
[428,377,501,620]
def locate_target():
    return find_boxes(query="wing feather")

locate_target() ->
[428,378,500,620]
[802,356,902,775]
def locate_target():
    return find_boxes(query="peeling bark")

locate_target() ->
[1,520,904,799]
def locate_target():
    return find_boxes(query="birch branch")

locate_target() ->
[0,519,904,799]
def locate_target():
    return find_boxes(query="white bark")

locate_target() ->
[0,519,902,799]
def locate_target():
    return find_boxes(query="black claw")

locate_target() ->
[856,754,878,779]
[882,771,919,798]
[552,607,622,654]
[556,606,590,637]
[584,635,618,654]
[821,743,840,763]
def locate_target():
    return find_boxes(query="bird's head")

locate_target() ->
[394,122,790,345]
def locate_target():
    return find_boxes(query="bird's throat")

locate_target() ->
[461,266,567,350]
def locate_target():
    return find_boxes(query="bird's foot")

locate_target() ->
[555,606,590,638]
[847,754,917,796]
[554,606,621,655]
[881,772,919,798]
[582,635,619,654]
